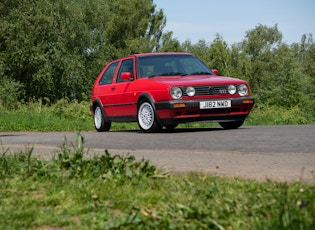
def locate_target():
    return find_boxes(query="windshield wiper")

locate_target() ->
[159,72,187,76]
[147,74,159,78]
[189,71,213,75]
[147,72,187,78]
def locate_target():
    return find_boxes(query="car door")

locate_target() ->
[110,58,137,118]
[95,61,119,116]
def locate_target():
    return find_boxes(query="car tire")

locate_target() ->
[219,119,244,129]
[94,105,111,132]
[137,100,162,133]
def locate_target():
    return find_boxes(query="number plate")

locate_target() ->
[200,100,231,109]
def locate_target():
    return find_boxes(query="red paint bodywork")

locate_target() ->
[91,52,254,129]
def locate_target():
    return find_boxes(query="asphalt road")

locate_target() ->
[1,125,314,183]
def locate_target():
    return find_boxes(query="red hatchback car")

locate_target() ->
[91,52,254,132]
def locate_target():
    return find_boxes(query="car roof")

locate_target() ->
[125,52,194,58]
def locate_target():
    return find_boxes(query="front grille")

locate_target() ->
[182,86,228,96]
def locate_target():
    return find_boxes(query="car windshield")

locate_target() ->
[137,54,213,78]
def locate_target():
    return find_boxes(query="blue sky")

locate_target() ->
[154,0,315,45]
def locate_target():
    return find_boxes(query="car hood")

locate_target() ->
[147,75,247,85]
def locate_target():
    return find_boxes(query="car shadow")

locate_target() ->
[162,127,224,133]
[110,126,251,134]
[111,127,225,134]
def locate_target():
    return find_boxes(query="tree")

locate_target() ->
[157,31,182,52]
[181,39,209,63]
[240,24,283,103]
[207,35,231,76]
[0,0,91,101]
[104,0,166,58]
[0,0,167,103]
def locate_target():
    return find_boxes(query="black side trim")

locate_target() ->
[103,102,136,108]
[107,116,137,122]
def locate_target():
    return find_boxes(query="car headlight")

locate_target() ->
[228,85,237,95]
[186,86,195,97]
[170,87,183,99]
[238,84,248,96]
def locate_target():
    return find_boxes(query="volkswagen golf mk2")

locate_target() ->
[91,52,254,132]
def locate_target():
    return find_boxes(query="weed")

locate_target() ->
[54,133,160,180]
[0,135,314,229]
[1,133,160,181]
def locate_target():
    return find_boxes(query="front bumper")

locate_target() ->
[154,97,254,124]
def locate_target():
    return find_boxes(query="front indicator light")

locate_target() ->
[173,103,186,108]
[243,99,253,104]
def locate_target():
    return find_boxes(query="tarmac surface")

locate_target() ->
[1,125,314,183]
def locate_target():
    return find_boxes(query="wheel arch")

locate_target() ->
[137,93,163,128]
[137,93,156,109]
[92,99,111,122]
[92,99,103,113]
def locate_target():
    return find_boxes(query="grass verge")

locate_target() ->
[0,133,314,229]
[0,99,314,132]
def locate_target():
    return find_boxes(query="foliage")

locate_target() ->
[0,132,161,181]
[0,99,93,131]
[0,0,165,102]
[0,76,24,109]
[182,25,315,123]
[1,0,314,124]
[104,0,166,57]
[158,31,183,52]
[0,98,313,132]
[246,104,312,125]
[0,135,314,229]
[55,133,159,180]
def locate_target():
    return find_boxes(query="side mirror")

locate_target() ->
[120,72,133,81]
[212,69,218,76]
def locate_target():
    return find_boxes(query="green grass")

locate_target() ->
[0,133,314,229]
[1,100,314,228]
[0,99,314,132]
[0,99,93,131]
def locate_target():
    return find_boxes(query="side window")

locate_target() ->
[116,59,134,83]
[99,62,118,85]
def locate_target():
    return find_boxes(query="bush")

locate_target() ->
[55,133,160,180]
[51,98,91,120]
[246,104,313,125]
[0,99,94,131]
[0,133,160,181]
[0,77,24,110]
